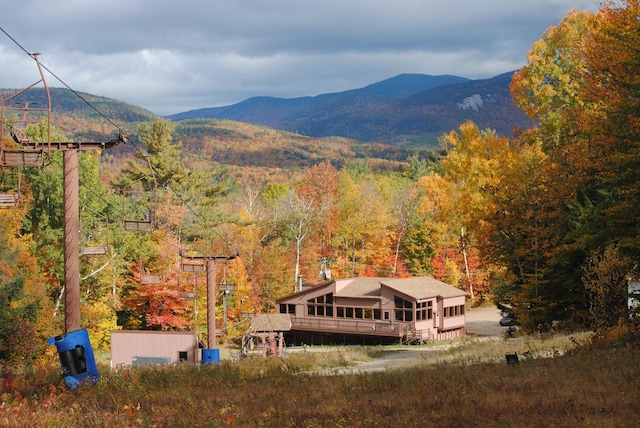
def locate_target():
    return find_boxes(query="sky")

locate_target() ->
[0,0,599,116]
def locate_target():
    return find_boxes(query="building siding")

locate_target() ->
[110,330,198,368]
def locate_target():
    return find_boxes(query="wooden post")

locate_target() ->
[206,259,216,348]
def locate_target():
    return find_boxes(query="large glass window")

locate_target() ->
[307,293,334,317]
[335,306,379,319]
[416,300,433,321]
[394,295,414,322]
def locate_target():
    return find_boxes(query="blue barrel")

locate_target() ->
[48,329,99,388]
[202,348,220,364]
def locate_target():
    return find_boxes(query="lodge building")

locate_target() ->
[276,276,467,345]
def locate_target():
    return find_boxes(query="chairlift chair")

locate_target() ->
[179,250,206,272]
[138,254,163,284]
[80,210,110,256]
[0,193,19,207]
[121,157,158,233]
[141,273,163,284]
[122,185,156,232]
[0,149,45,167]
[0,167,21,208]
[123,218,154,232]
[0,53,52,168]
[181,262,205,272]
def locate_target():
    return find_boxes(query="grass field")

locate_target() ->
[0,331,638,427]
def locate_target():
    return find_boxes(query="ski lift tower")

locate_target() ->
[1,53,125,333]
[181,252,237,348]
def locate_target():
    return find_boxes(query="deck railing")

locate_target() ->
[290,317,407,337]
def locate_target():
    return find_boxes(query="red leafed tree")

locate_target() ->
[134,283,190,330]
[121,265,191,331]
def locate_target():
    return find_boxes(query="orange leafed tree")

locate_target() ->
[578,0,640,252]
[0,196,57,361]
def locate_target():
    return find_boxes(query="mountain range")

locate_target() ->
[167,71,533,146]
[2,71,533,160]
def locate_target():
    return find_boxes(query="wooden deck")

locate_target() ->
[290,317,406,338]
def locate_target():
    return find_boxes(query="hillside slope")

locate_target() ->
[167,72,531,145]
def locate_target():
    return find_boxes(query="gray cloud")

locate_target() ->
[0,0,598,115]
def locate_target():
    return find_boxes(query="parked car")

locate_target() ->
[499,316,516,326]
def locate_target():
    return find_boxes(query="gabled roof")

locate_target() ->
[336,276,466,300]
[381,276,467,299]
[276,282,334,301]
[276,276,466,304]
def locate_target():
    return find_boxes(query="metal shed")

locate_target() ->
[111,330,199,368]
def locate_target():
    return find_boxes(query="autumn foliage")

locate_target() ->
[1,0,639,363]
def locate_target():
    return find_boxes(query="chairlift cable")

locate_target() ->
[1,26,239,256]
[0,26,125,135]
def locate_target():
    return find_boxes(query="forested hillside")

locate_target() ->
[168,72,532,145]
[1,0,639,362]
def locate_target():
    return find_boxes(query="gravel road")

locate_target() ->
[464,305,506,337]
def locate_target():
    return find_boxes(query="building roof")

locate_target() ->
[250,314,292,332]
[335,277,382,298]
[335,276,466,300]
[381,276,467,299]
[276,276,466,305]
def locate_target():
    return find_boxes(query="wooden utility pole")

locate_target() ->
[60,139,124,332]
[63,150,81,332]
[0,53,125,333]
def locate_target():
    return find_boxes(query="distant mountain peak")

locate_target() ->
[166,71,532,144]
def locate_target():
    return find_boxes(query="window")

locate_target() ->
[416,301,433,321]
[306,293,334,317]
[443,304,465,318]
[335,306,375,319]
[394,295,414,322]
[279,304,296,314]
